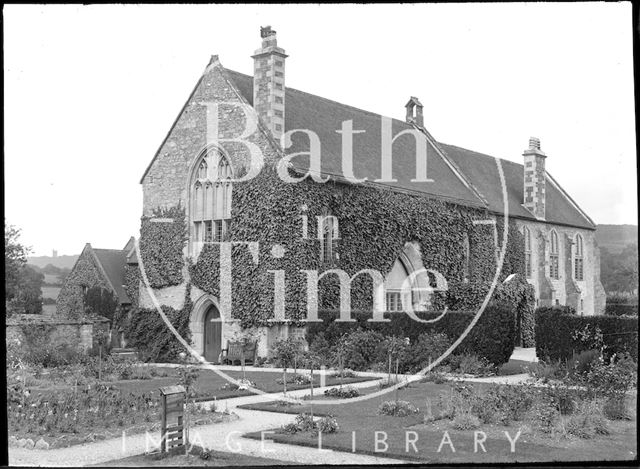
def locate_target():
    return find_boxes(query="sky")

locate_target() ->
[4,3,637,256]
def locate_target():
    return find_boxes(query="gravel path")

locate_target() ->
[9,385,406,467]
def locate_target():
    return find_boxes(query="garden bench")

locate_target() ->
[220,341,257,366]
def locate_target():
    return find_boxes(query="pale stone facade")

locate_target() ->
[516,220,605,315]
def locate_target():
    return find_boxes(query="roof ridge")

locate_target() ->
[226,68,413,129]
[439,142,524,168]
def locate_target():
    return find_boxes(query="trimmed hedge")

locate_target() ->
[605,295,638,317]
[535,307,638,361]
[307,303,516,366]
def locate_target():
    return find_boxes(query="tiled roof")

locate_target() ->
[92,248,130,304]
[226,69,594,230]
[226,70,485,207]
[439,144,594,229]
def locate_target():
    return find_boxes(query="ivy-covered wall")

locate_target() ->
[189,164,527,328]
[56,247,112,320]
[139,205,187,289]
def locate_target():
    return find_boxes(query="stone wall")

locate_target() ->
[516,219,604,315]
[6,314,111,353]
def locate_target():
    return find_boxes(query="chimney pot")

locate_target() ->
[529,137,541,151]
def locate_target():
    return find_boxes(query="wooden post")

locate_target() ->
[161,394,167,453]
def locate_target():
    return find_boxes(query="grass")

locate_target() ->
[241,382,637,463]
[497,359,531,376]
[112,368,377,401]
[96,446,295,466]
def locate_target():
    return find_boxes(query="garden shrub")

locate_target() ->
[324,386,359,398]
[378,400,420,417]
[338,329,385,371]
[491,384,536,424]
[451,353,496,376]
[567,349,601,378]
[526,359,569,383]
[542,384,582,415]
[535,308,638,361]
[406,331,452,372]
[316,415,339,434]
[605,294,638,317]
[527,398,560,434]
[583,353,636,400]
[281,413,317,434]
[276,373,312,385]
[565,401,610,438]
[451,412,480,430]
[307,302,517,367]
[602,396,630,420]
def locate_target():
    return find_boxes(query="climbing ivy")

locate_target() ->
[188,165,527,328]
[83,286,118,322]
[139,204,187,289]
[127,283,193,362]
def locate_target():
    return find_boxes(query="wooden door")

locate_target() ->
[204,306,222,363]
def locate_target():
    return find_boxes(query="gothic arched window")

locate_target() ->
[318,214,339,264]
[574,233,584,281]
[523,227,532,278]
[550,230,559,279]
[191,149,233,252]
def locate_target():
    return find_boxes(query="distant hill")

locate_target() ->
[27,254,78,270]
[596,224,638,253]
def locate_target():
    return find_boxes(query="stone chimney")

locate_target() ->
[251,26,287,142]
[405,96,424,127]
[523,137,547,219]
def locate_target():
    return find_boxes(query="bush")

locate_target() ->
[324,386,360,398]
[316,415,339,434]
[378,400,419,417]
[491,384,536,424]
[602,396,630,420]
[407,331,452,372]
[543,384,582,415]
[451,353,496,376]
[527,398,560,433]
[605,295,638,316]
[338,330,386,371]
[307,303,517,367]
[583,353,637,399]
[452,412,480,430]
[567,349,601,378]
[565,401,610,438]
[526,359,569,383]
[535,308,638,362]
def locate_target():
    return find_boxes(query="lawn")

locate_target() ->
[241,381,637,463]
[97,446,295,466]
[112,367,377,401]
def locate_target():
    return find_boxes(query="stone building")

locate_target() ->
[70,27,605,361]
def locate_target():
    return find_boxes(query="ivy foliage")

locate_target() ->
[190,166,526,328]
[139,204,187,289]
[83,286,118,321]
[127,283,193,362]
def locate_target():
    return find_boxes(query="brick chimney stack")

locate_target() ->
[405,96,424,127]
[251,26,287,142]
[523,136,547,220]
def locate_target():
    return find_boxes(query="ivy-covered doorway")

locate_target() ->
[204,305,222,363]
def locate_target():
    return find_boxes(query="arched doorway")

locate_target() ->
[204,305,222,363]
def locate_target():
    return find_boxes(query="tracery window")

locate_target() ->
[524,227,532,278]
[574,234,584,281]
[191,150,233,253]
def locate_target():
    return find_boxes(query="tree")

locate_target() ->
[271,337,301,395]
[5,222,30,306]
[14,265,44,314]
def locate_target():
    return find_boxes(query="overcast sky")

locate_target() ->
[4,3,636,256]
